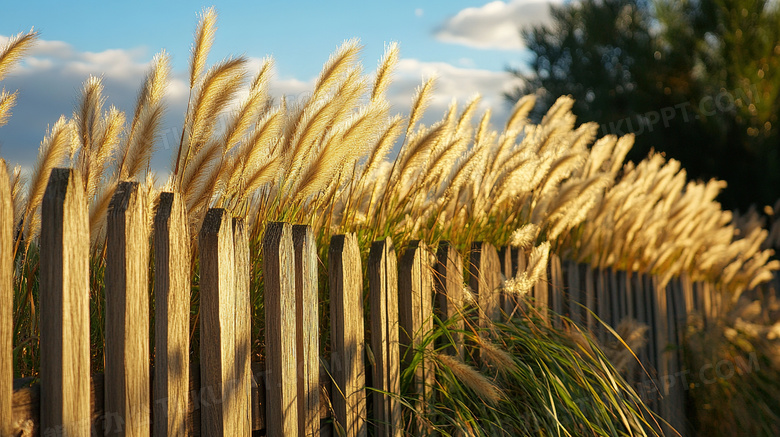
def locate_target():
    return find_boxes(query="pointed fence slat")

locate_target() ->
[469,242,501,329]
[105,182,152,436]
[549,254,564,327]
[153,192,190,437]
[398,240,433,434]
[262,222,298,436]
[583,265,596,331]
[233,219,252,436]
[498,247,516,317]
[292,224,320,437]
[329,233,367,437]
[40,168,91,436]
[434,241,464,358]
[199,209,239,436]
[532,253,549,322]
[0,161,12,437]
[368,237,401,437]
[565,261,581,325]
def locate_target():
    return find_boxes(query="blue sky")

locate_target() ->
[1,1,559,173]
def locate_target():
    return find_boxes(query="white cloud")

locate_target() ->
[435,0,561,50]
[415,8,424,17]
[0,36,525,176]
[387,58,523,130]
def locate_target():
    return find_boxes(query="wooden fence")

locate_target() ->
[1,167,723,436]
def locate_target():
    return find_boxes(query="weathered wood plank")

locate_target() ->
[153,192,190,437]
[595,268,610,342]
[398,240,433,434]
[368,237,401,437]
[434,241,464,359]
[583,264,595,331]
[532,259,549,322]
[497,247,515,317]
[329,233,367,437]
[293,224,320,437]
[39,168,91,436]
[262,222,298,436]
[199,209,238,436]
[469,242,501,328]
[565,260,581,325]
[105,181,151,436]
[233,219,252,436]
[549,254,564,328]
[608,267,620,330]
[0,160,12,437]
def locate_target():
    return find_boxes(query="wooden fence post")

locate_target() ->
[105,181,151,436]
[549,254,564,327]
[233,219,252,436]
[153,193,190,437]
[262,222,298,436]
[368,237,401,437]
[0,161,13,437]
[434,241,464,359]
[398,240,433,433]
[329,233,367,437]
[596,268,610,342]
[292,225,320,437]
[199,208,239,436]
[40,168,91,436]
[565,260,581,325]
[469,242,501,329]
[583,264,596,331]
[497,247,515,317]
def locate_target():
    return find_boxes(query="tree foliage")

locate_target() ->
[511,0,780,209]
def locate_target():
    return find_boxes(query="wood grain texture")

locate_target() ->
[262,222,298,436]
[469,242,501,329]
[434,241,464,359]
[105,181,151,436]
[497,247,513,317]
[368,237,401,437]
[583,265,595,331]
[198,208,238,436]
[565,261,581,325]
[0,161,12,437]
[398,240,433,434]
[595,268,609,342]
[153,192,190,437]
[329,233,367,437]
[233,219,252,436]
[40,168,91,436]
[293,224,320,437]
[548,254,564,328]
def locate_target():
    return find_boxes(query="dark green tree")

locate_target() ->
[511,0,780,209]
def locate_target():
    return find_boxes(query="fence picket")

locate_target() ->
[199,209,239,436]
[292,224,320,437]
[40,168,91,436]
[152,192,190,437]
[0,161,11,437]
[469,242,501,329]
[368,237,401,437]
[398,240,433,434]
[434,241,464,358]
[233,219,252,436]
[498,247,515,317]
[262,222,298,436]
[565,261,581,325]
[329,233,367,437]
[549,254,564,327]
